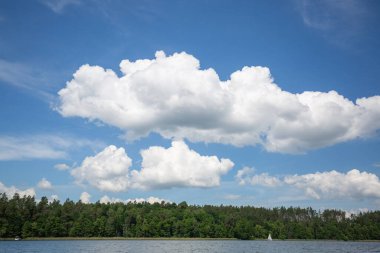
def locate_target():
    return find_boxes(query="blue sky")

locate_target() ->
[1,0,380,213]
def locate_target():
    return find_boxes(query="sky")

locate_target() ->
[0,0,380,213]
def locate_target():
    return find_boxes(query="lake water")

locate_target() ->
[1,240,380,253]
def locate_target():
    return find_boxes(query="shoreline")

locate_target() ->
[1,237,237,241]
[1,237,380,242]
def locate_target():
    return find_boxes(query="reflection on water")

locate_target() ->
[1,240,380,253]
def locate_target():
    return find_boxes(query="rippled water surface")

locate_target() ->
[1,240,380,253]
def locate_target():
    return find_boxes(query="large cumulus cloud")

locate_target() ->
[58,51,380,153]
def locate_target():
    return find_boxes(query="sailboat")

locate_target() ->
[267,233,272,241]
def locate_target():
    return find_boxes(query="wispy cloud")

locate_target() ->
[40,0,160,22]
[0,59,40,89]
[0,59,55,101]
[40,0,82,14]
[0,134,104,161]
[295,0,370,47]
[373,163,380,168]
[92,0,162,24]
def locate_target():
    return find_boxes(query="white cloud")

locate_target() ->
[58,51,380,154]
[99,195,123,204]
[71,145,132,192]
[80,191,91,203]
[0,134,103,161]
[373,163,380,168]
[100,195,169,204]
[37,178,53,190]
[71,140,233,192]
[54,163,70,171]
[236,167,281,187]
[0,182,35,197]
[131,140,234,190]
[284,169,380,200]
[236,168,380,201]
[49,194,59,203]
[40,0,81,13]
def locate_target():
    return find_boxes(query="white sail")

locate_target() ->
[267,233,272,241]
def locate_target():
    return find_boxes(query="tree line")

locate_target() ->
[0,193,379,240]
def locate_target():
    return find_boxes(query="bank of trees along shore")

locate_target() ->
[0,193,379,240]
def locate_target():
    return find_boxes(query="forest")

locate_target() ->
[0,193,379,240]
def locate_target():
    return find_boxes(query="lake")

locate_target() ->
[1,240,380,253]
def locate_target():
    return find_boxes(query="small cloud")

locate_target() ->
[71,145,132,192]
[37,178,53,190]
[236,167,281,187]
[54,163,71,171]
[236,167,255,185]
[49,194,59,203]
[373,163,380,168]
[80,191,91,204]
[132,140,234,190]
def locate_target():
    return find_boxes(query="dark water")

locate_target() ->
[1,240,380,253]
